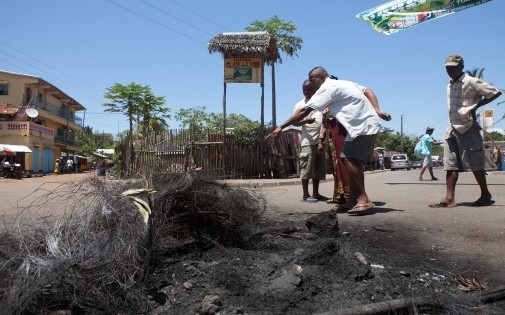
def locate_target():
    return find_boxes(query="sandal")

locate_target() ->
[348,203,375,215]
[429,200,457,208]
[470,197,495,207]
[301,197,318,203]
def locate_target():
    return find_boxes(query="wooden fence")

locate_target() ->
[122,129,302,179]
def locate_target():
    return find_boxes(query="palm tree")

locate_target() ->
[246,15,303,127]
[465,67,485,79]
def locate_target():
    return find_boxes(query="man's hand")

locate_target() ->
[317,143,325,155]
[378,111,392,121]
[265,127,282,140]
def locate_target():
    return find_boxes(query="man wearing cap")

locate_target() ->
[430,54,502,208]
[417,127,443,181]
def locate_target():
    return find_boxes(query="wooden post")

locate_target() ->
[260,57,265,133]
[223,82,227,144]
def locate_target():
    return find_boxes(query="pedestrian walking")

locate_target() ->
[417,127,443,181]
[430,54,502,208]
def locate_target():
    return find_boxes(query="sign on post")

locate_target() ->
[224,57,262,83]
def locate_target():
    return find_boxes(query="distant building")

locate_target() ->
[0,70,85,173]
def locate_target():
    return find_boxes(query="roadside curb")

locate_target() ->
[223,169,388,187]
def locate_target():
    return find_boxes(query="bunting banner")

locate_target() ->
[357,0,494,35]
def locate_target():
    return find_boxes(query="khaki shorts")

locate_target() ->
[423,156,433,167]
[342,134,378,163]
[443,123,485,172]
[299,145,326,180]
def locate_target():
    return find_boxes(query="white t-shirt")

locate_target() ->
[294,97,323,147]
[305,78,381,141]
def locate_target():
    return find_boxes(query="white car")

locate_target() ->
[390,154,411,171]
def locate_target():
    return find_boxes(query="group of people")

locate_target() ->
[266,54,502,214]
[54,158,77,175]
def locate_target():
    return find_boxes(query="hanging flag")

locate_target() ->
[357,0,494,35]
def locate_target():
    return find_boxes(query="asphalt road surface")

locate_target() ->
[260,168,505,284]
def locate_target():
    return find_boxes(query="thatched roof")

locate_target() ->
[208,31,279,63]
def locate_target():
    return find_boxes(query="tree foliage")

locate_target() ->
[376,128,418,157]
[174,107,265,144]
[103,83,169,136]
[485,131,505,142]
[78,126,115,155]
[246,15,302,127]
[465,67,485,79]
[246,15,302,65]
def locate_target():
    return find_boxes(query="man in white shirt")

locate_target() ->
[267,66,391,215]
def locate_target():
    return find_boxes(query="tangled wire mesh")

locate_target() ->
[0,172,266,314]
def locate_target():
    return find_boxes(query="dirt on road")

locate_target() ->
[0,170,504,314]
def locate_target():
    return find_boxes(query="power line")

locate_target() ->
[105,0,207,46]
[167,0,231,32]
[137,0,214,36]
[0,40,104,95]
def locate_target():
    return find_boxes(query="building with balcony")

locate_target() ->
[0,70,85,174]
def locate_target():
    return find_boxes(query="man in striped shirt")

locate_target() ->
[430,54,502,208]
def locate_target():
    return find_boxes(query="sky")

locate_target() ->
[2,0,504,141]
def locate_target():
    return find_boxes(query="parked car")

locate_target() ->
[390,154,411,171]
[412,160,422,169]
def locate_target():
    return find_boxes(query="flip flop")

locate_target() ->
[314,194,329,201]
[348,203,375,215]
[429,201,457,208]
[470,198,495,207]
[331,204,353,213]
[301,197,318,203]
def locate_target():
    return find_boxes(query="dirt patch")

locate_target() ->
[1,174,504,315]
[145,211,504,314]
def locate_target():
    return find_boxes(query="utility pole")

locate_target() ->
[400,114,404,136]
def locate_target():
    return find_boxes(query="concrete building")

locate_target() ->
[0,70,85,174]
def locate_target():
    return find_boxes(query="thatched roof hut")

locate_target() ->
[208,31,279,63]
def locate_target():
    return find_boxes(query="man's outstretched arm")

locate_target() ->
[363,88,392,121]
[265,106,314,139]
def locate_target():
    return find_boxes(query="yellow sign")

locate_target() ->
[224,57,262,83]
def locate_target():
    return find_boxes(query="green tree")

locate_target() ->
[486,131,505,142]
[377,128,418,157]
[78,126,116,155]
[465,67,485,79]
[175,106,211,141]
[103,83,169,138]
[208,113,263,145]
[246,15,303,126]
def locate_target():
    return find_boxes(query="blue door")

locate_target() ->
[42,148,54,173]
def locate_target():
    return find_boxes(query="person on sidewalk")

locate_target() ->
[418,127,443,181]
[430,54,502,208]
[292,80,329,202]
[267,66,391,214]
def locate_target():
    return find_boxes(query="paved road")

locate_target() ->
[258,168,505,283]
